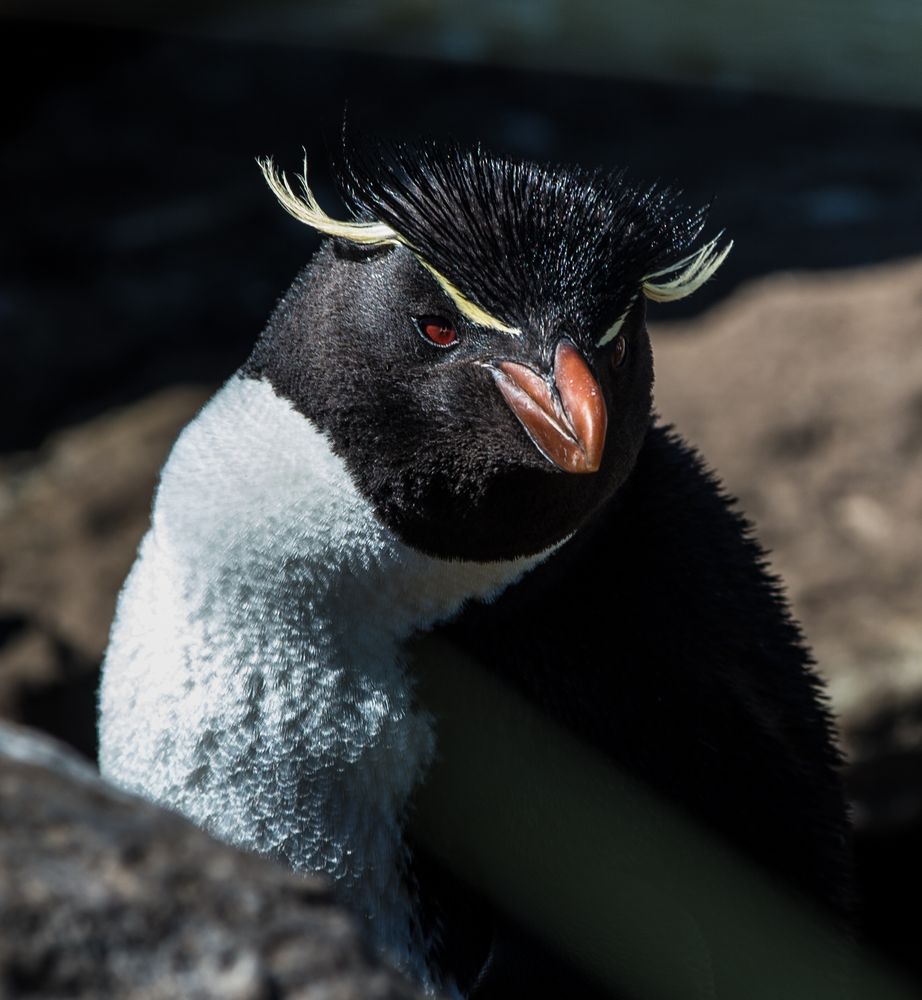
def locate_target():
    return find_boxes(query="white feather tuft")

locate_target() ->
[258,155,520,335]
[258,155,401,245]
[642,234,733,303]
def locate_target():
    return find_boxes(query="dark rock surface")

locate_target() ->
[0,722,426,1000]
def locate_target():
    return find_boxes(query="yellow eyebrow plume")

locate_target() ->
[642,234,733,303]
[258,156,520,335]
[411,256,520,334]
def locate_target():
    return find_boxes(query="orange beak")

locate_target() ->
[491,341,607,474]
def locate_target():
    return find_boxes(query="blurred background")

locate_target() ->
[1,0,921,993]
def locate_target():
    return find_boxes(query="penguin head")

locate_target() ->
[246,142,730,561]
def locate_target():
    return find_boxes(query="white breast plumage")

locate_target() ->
[98,374,547,988]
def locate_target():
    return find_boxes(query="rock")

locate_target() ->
[0,722,426,1000]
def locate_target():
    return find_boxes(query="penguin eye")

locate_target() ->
[416,316,459,349]
[610,333,628,370]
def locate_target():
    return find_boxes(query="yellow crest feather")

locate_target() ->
[258,156,519,334]
[642,234,733,303]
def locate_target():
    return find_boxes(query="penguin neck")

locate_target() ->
[154,374,544,646]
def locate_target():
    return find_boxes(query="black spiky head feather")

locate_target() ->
[335,138,710,339]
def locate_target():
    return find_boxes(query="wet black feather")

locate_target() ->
[335,139,708,333]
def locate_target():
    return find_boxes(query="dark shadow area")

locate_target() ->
[10,633,99,763]
[0,615,29,649]
[17,666,100,765]
[4,17,922,451]
[848,698,922,987]
[853,818,922,989]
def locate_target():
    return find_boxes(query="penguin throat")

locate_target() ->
[98,374,547,988]
[176,375,544,635]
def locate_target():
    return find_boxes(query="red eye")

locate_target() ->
[417,317,458,348]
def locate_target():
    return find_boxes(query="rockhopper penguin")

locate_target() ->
[98,142,851,996]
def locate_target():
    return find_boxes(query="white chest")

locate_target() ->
[98,375,546,987]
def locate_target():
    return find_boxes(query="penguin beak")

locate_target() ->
[490,341,607,474]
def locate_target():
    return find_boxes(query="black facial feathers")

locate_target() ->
[335,139,708,334]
